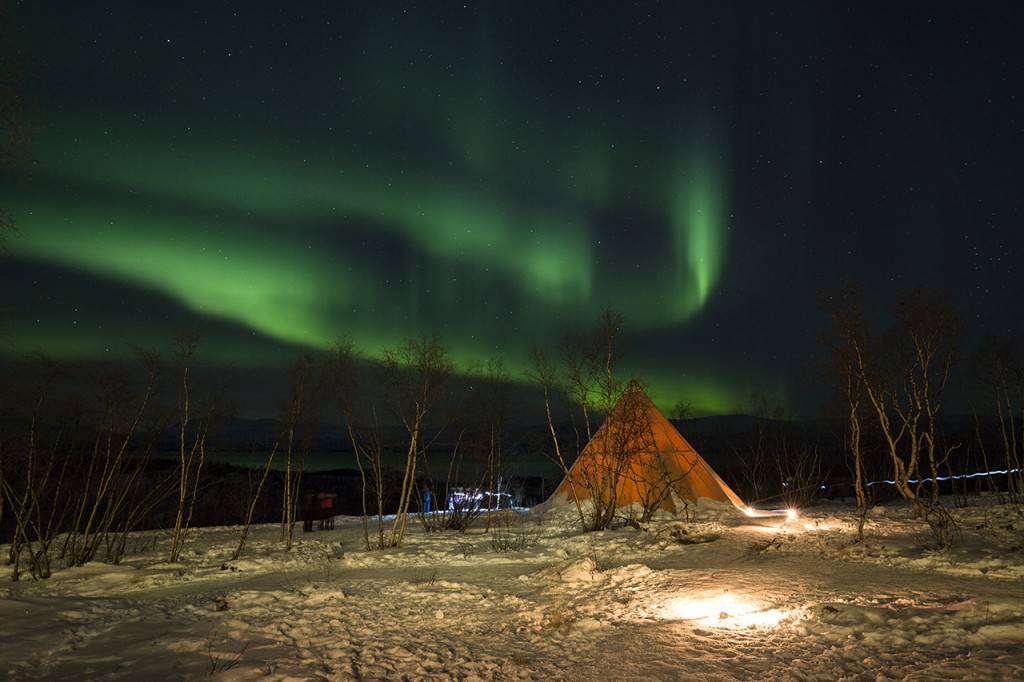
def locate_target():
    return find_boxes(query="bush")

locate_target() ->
[489,510,536,553]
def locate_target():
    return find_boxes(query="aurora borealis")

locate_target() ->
[2,3,1021,417]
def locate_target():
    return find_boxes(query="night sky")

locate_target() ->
[1,3,1020,417]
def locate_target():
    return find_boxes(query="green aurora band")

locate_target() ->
[4,116,743,414]
[672,143,726,320]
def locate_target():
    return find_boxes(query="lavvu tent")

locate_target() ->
[550,380,745,513]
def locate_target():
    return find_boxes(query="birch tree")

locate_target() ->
[278,351,328,551]
[527,306,644,531]
[167,332,219,563]
[970,329,1024,505]
[823,286,963,548]
[377,334,451,548]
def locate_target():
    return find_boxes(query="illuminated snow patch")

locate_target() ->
[663,592,790,628]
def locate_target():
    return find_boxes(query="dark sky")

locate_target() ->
[1,2,1021,417]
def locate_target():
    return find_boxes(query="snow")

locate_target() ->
[2,498,1023,681]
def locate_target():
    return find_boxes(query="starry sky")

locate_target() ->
[1,2,1020,418]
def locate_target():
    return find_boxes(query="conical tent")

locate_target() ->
[551,381,745,512]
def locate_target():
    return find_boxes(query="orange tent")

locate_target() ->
[551,381,745,513]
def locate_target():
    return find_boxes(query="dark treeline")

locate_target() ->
[2,290,1023,579]
[0,334,559,577]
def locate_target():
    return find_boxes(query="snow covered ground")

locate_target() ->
[2,497,1023,681]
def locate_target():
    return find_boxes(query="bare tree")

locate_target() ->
[470,357,511,530]
[326,338,409,551]
[527,306,644,531]
[361,412,396,549]
[1,350,170,577]
[605,385,698,525]
[670,400,694,421]
[734,393,785,509]
[328,340,434,550]
[736,392,827,512]
[969,328,1024,506]
[167,332,220,563]
[630,454,702,524]
[102,463,172,564]
[325,340,374,547]
[61,349,160,567]
[413,357,513,534]
[574,379,651,530]
[820,284,873,538]
[278,351,328,551]
[416,390,473,533]
[377,334,452,548]
[231,440,279,561]
[526,342,589,529]
[0,354,71,579]
[888,290,963,545]
[822,286,963,548]
[563,306,628,530]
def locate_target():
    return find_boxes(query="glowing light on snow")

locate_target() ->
[663,592,789,628]
[743,506,813,533]
[743,506,796,519]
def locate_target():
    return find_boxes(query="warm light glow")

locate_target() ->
[743,506,799,520]
[668,592,738,620]
[663,592,790,628]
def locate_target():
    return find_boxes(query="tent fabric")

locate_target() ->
[551,381,745,512]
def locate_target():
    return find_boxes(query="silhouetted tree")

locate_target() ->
[822,285,963,548]
[528,306,651,531]
[471,357,512,529]
[278,350,329,551]
[167,332,221,563]
[969,328,1024,506]
[0,354,71,579]
[377,334,452,548]
[61,349,160,567]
